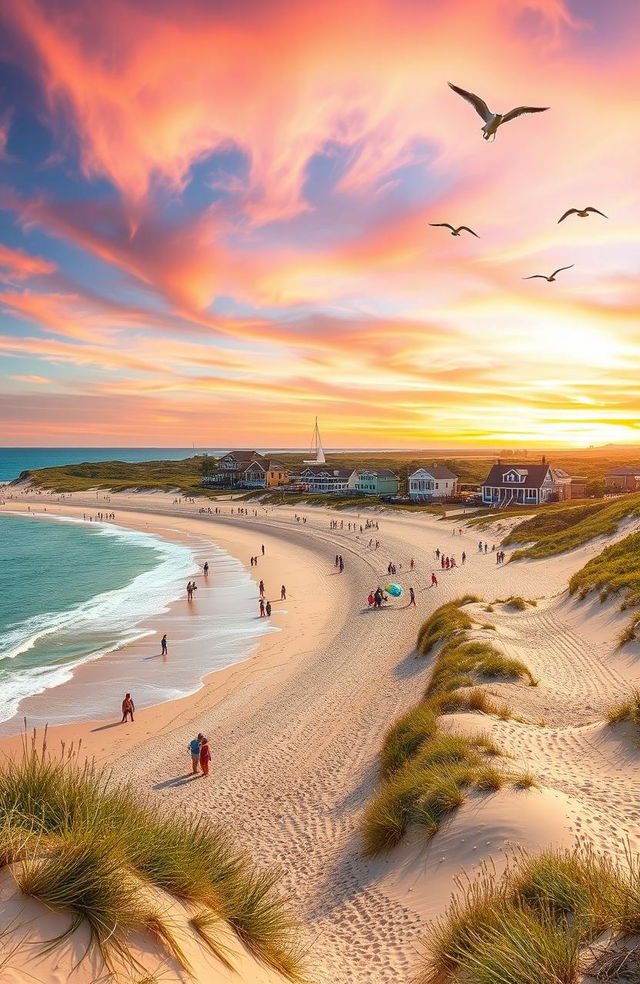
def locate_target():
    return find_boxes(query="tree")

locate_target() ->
[586,478,606,498]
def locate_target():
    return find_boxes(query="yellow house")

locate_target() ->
[242,459,289,488]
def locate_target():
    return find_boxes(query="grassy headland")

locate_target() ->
[361,599,537,856]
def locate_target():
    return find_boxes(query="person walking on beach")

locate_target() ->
[281,585,286,600]
[259,598,265,617]
[462,551,466,564]
[186,580,192,600]
[121,693,135,723]
[409,587,416,606]
[266,600,272,616]
[161,634,168,656]
[259,579,265,596]
[339,555,344,572]
[203,561,209,575]
[261,544,265,555]
[431,572,438,587]
[199,735,211,777]
[188,734,203,774]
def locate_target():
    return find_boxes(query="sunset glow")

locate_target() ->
[1,0,639,447]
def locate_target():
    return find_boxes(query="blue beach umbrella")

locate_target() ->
[385,583,403,597]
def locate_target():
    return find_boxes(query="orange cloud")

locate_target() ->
[0,244,56,279]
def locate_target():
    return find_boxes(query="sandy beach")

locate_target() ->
[2,488,640,983]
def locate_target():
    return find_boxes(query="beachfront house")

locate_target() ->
[605,466,640,492]
[347,469,399,496]
[241,459,289,488]
[203,450,266,487]
[300,465,351,494]
[408,466,458,501]
[481,461,575,507]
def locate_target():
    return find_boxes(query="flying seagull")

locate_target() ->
[523,264,574,283]
[448,82,549,141]
[557,206,608,224]
[429,222,479,237]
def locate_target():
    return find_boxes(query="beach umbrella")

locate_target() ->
[385,583,403,597]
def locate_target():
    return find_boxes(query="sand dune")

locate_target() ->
[2,489,640,982]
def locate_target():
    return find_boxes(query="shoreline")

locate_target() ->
[0,494,339,762]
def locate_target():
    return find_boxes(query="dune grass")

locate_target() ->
[510,492,640,560]
[503,500,611,546]
[426,640,536,695]
[420,846,631,984]
[363,598,537,855]
[605,690,640,728]
[416,598,479,655]
[0,739,303,980]
[569,530,640,645]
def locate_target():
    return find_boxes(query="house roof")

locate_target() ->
[219,450,265,465]
[243,459,287,473]
[409,466,457,480]
[301,466,351,478]
[482,463,551,489]
[352,469,398,479]
[606,466,640,476]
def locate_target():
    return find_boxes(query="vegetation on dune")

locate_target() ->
[510,492,640,560]
[0,739,303,981]
[416,598,479,655]
[502,500,610,545]
[605,691,640,728]
[420,845,638,984]
[569,530,640,644]
[362,598,536,855]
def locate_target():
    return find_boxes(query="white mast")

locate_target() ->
[304,417,326,465]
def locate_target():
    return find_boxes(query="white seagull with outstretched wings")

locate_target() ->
[448,82,549,141]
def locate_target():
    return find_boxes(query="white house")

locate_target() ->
[408,466,458,501]
[300,466,351,494]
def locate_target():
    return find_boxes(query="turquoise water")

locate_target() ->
[0,513,195,724]
[0,448,204,483]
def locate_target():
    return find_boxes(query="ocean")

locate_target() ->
[0,448,205,483]
[0,512,270,730]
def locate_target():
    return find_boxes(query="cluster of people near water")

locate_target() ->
[335,554,345,572]
[186,580,198,600]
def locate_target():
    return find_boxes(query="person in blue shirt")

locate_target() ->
[189,733,204,774]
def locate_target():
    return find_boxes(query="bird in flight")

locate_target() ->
[523,264,574,282]
[448,82,549,141]
[557,206,608,224]
[429,222,479,237]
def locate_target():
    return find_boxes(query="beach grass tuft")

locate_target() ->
[0,740,304,981]
[605,691,640,727]
[420,846,632,984]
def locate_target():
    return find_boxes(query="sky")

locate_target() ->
[0,0,639,449]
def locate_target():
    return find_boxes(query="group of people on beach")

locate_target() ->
[188,733,211,776]
[335,554,345,572]
[186,580,198,600]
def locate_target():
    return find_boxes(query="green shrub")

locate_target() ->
[512,493,640,560]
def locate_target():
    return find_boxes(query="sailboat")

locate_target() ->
[304,417,326,465]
